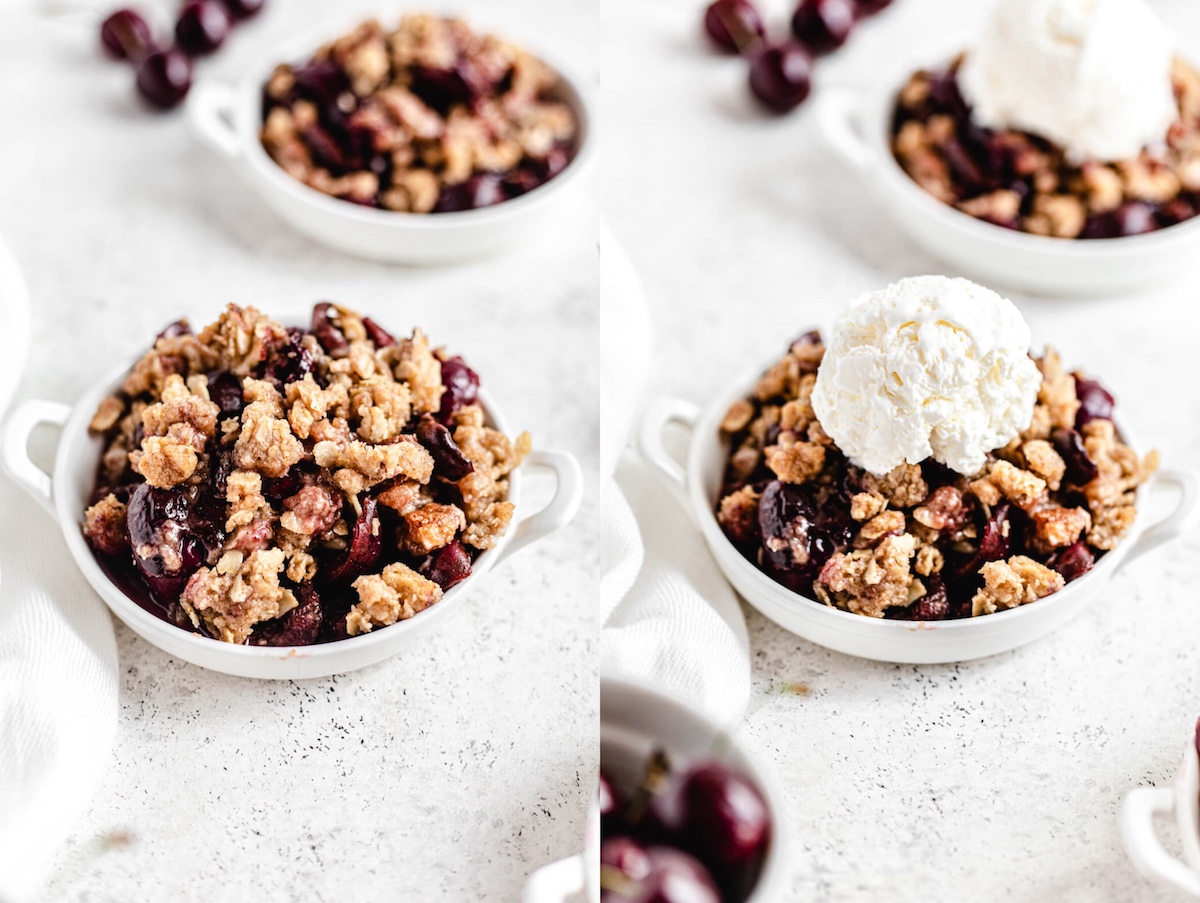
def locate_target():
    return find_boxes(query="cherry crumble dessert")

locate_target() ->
[260,15,578,214]
[716,334,1158,620]
[83,303,529,645]
[892,57,1200,239]
[600,753,770,903]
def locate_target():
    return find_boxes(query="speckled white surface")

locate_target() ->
[606,0,1200,900]
[1,1,596,900]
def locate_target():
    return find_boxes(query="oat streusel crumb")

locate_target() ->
[83,302,527,646]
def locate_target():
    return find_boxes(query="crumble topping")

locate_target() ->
[347,563,443,635]
[716,334,1157,621]
[181,548,296,644]
[815,533,917,619]
[972,556,1064,617]
[83,302,526,646]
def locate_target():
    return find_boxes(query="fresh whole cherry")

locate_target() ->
[218,0,264,20]
[854,0,894,13]
[175,0,232,56]
[600,836,651,882]
[135,48,193,109]
[648,761,771,897]
[602,846,721,903]
[748,42,813,113]
[790,0,856,55]
[703,0,765,55]
[100,8,154,61]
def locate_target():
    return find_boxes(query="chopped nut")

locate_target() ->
[401,503,466,554]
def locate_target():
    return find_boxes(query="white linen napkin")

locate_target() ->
[600,228,752,730]
[0,238,119,903]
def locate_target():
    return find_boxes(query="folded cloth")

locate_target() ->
[0,237,119,903]
[599,227,751,730]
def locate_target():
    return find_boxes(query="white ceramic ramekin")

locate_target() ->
[817,64,1200,296]
[0,360,583,680]
[187,18,595,265]
[523,677,788,903]
[638,359,1200,665]
[1122,725,1200,896]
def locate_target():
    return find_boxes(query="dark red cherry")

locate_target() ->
[1074,376,1115,429]
[703,0,765,54]
[175,1,231,56]
[854,0,893,14]
[135,48,193,109]
[892,574,950,621]
[433,174,506,212]
[218,0,264,20]
[649,762,770,897]
[418,541,473,591]
[436,356,481,424]
[790,0,856,55]
[748,42,813,113]
[1047,541,1095,583]
[362,317,396,349]
[1051,428,1099,484]
[101,8,154,62]
[602,846,721,903]
[326,497,381,582]
[251,583,323,646]
[311,302,349,356]
[601,836,651,881]
[416,417,475,482]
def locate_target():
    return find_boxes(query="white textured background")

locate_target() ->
[0,0,596,900]
[605,0,1200,900]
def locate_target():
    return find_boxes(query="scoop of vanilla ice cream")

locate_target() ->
[811,276,1041,477]
[958,0,1176,163]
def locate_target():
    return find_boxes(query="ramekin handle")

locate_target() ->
[817,87,873,173]
[1,399,71,521]
[187,81,242,161]
[495,450,583,566]
[636,397,700,509]
[521,854,585,903]
[1122,469,1200,569]
[1121,786,1200,895]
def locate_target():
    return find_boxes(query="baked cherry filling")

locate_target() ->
[600,752,770,903]
[83,303,529,645]
[259,14,579,213]
[715,333,1158,620]
[890,57,1200,239]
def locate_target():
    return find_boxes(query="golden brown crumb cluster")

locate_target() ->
[717,334,1157,621]
[83,303,529,645]
[260,14,577,213]
[892,57,1200,239]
